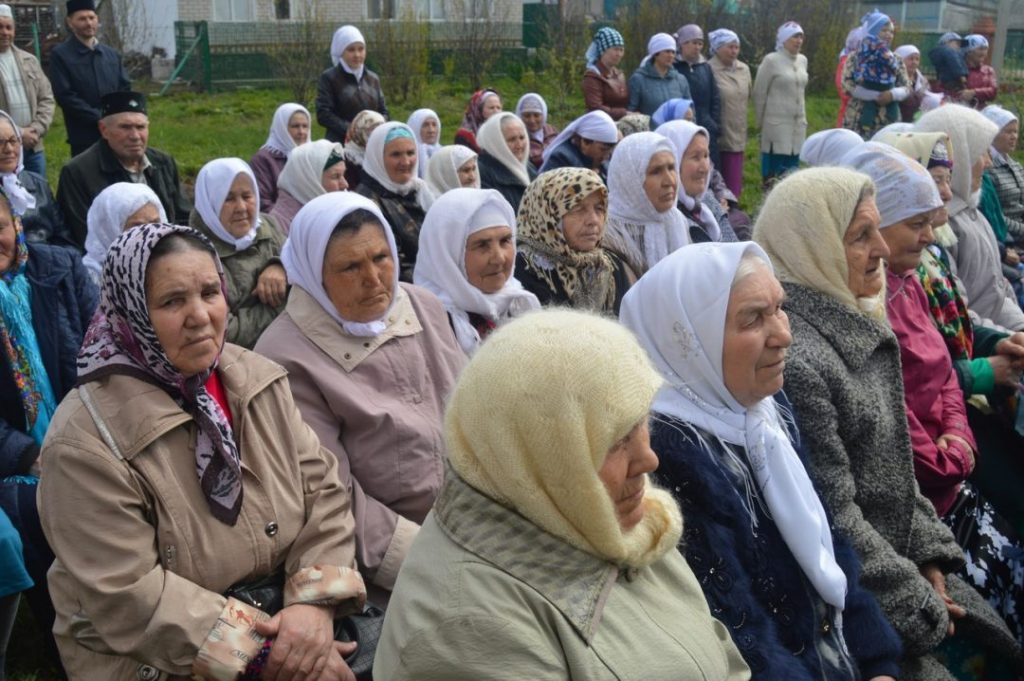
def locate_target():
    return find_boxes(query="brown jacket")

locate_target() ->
[39,345,363,680]
[0,46,55,152]
[583,63,629,120]
[254,284,465,600]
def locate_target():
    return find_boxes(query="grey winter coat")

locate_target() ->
[627,61,692,116]
[782,282,1020,679]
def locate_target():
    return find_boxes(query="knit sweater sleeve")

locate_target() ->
[783,357,954,655]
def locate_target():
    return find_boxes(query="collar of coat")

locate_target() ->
[782,281,897,371]
[75,344,285,461]
[188,208,282,259]
[432,466,621,644]
[97,138,158,177]
[285,283,422,372]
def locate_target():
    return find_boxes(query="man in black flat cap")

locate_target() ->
[48,0,130,156]
[56,91,191,249]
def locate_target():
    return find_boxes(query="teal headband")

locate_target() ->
[384,127,415,144]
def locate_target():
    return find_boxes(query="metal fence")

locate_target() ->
[172,20,525,92]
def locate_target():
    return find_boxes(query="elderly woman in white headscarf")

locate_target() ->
[189,157,286,348]
[83,182,166,284]
[0,110,64,246]
[982,105,1024,245]
[374,309,751,681]
[270,139,348,235]
[413,188,539,355]
[516,93,559,169]
[538,110,618,180]
[476,112,534,214]
[425,145,479,196]
[355,121,435,281]
[407,109,441,179]
[602,131,688,277]
[752,21,808,187]
[894,45,929,122]
[316,25,388,143]
[254,192,465,604]
[620,241,903,681]
[799,128,864,167]
[249,103,311,211]
[962,34,997,111]
[656,119,734,242]
[916,105,1024,330]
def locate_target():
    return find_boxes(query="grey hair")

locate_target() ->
[731,251,771,288]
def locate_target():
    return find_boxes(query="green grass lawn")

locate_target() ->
[12,77,1024,681]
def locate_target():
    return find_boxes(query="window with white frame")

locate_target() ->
[414,0,446,20]
[213,0,255,21]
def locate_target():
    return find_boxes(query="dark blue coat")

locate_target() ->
[48,36,131,149]
[651,392,902,680]
[0,244,98,476]
[673,59,722,163]
[538,139,607,183]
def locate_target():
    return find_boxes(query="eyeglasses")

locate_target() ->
[0,138,20,149]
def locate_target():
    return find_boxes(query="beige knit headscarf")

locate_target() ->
[752,167,886,321]
[445,309,683,568]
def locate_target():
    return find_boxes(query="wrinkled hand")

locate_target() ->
[254,264,288,308]
[19,127,38,148]
[936,433,975,472]
[877,90,894,105]
[996,332,1024,371]
[987,354,1022,388]
[1006,250,1021,267]
[254,604,339,681]
[920,563,965,636]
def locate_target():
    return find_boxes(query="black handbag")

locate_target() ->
[226,572,383,681]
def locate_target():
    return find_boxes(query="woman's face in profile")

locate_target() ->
[842,196,890,299]
[722,264,792,407]
[598,420,658,531]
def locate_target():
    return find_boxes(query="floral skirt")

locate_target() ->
[944,482,1024,646]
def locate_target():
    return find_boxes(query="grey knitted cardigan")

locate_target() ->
[781,282,1021,679]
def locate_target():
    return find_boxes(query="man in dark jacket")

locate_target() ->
[48,0,130,156]
[673,24,722,166]
[56,91,191,250]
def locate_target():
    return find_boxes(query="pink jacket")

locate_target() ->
[886,270,976,516]
[965,63,998,110]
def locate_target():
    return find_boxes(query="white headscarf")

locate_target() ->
[84,182,167,281]
[277,139,343,205]
[655,120,719,239]
[282,192,399,337]
[363,122,436,210]
[982,105,1018,165]
[516,93,548,143]
[709,28,739,55]
[647,32,676,58]
[871,122,914,140]
[262,103,311,157]
[776,21,804,52]
[407,108,442,179]
[541,110,617,164]
[477,113,531,187]
[619,241,848,615]
[0,110,34,217]
[916,104,999,206]
[605,131,690,272]
[330,25,365,79]
[799,128,864,166]
[194,158,261,251]
[894,44,919,61]
[840,142,942,227]
[426,145,479,196]
[414,188,540,355]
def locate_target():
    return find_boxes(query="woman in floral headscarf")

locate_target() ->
[515,167,633,314]
[40,223,364,680]
[342,109,386,191]
[454,89,503,152]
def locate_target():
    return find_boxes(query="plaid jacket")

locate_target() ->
[987,157,1024,242]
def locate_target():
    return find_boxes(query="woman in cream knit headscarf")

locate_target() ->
[754,167,1021,680]
[374,309,750,681]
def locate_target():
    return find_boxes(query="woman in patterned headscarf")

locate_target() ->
[515,167,633,314]
[39,223,365,680]
[342,109,386,191]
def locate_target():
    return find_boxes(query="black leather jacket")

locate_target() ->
[315,65,389,142]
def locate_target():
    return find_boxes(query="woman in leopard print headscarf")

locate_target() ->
[515,167,633,314]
